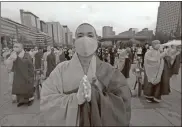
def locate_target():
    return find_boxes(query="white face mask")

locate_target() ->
[75,36,98,57]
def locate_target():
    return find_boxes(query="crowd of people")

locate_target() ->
[1,23,181,126]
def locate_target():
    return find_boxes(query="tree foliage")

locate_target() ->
[154,31,170,44]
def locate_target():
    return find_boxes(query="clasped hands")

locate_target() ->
[77,75,91,105]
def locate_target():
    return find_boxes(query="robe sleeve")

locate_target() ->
[40,62,79,126]
[97,62,131,126]
[4,56,14,72]
[109,69,132,126]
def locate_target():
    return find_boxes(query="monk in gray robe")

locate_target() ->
[34,48,43,70]
[46,48,56,78]
[40,23,131,126]
[170,45,181,75]
[7,42,34,107]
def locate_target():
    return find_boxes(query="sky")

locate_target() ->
[1,2,159,36]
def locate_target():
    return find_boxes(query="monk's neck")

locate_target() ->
[78,54,93,74]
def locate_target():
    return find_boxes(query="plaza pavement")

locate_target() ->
[0,63,181,126]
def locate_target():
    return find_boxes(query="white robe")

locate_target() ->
[144,49,164,85]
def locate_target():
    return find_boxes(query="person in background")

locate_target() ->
[142,43,149,68]
[68,48,73,59]
[3,48,15,102]
[58,47,66,63]
[40,23,131,126]
[109,47,116,66]
[97,47,103,60]
[32,46,38,65]
[42,46,51,79]
[137,46,142,57]
[143,40,167,103]
[54,47,60,65]
[46,48,56,78]
[168,45,181,75]
[121,47,132,78]
[63,47,68,60]
[34,48,43,70]
[5,42,34,107]
[131,44,137,64]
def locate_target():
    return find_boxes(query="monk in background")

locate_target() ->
[5,42,34,107]
[40,23,131,126]
[143,40,170,103]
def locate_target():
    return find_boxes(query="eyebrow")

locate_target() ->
[77,33,83,35]
[87,32,94,34]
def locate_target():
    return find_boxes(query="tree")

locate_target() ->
[154,31,170,44]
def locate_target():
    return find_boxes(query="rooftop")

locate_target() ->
[22,10,39,18]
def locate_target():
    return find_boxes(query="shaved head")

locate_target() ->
[75,23,97,39]
[13,42,24,53]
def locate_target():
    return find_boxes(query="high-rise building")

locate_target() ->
[47,22,65,45]
[40,20,48,33]
[20,9,40,31]
[63,25,73,46]
[156,2,181,35]
[102,26,115,37]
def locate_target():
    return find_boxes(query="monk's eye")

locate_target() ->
[77,34,84,38]
[88,34,94,38]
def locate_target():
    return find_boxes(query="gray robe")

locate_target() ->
[12,53,34,96]
[40,53,131,126]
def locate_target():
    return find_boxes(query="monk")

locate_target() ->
[169,45,181,75]
[143,40,167,103]
[40,23,131,126]
[121,47,132,78]
[46,48,56,78]
[34,48,43,70]
[42,46,51,79]
[5,42,34,107]
[58,47,66,64]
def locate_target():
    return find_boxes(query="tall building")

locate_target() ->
[20,9,40,31]
[40,20,48,33]
[156,2,181,35]
[63,25,73,46]
[102,26,115,37]
[47,22,65,45]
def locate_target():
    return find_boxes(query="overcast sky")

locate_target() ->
[1,2,159,36]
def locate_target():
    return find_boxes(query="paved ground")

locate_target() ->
[0,63,181,126]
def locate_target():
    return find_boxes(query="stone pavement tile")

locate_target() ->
[23,113,40,126]
[0,99,40,116]
[0,114,37,126]
[132,96,170,109]
[130,109,173,126]
[156,108,181,126]
[131,98,144,109]
[162,89,181,113]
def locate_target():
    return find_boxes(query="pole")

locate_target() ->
[52,24,54,46]
[0,1,2,105]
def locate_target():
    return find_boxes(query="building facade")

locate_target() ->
[63,25,73,46]
[102,26,115,37]
[20,9,40,32]
[47,22,65,45]
[156,2,181,35]
[40,20,48,33]
[1,17,52,48]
